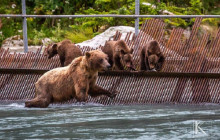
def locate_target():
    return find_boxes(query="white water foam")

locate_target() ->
[50,102,104,108]
[1,103,24,108]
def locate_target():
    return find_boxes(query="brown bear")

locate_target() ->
[46,40,83,67]
[25,50,116,108]
[102,40,135,70]
[140,40,165,71]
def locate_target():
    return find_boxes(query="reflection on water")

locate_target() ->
[0,101,219,140]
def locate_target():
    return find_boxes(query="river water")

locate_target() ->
[0,101,219,140]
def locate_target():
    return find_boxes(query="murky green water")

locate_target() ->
[0,101,219,139]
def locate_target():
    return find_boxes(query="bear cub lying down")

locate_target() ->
[25,50,116,108]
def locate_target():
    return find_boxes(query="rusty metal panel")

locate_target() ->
[0,18,220,105]
[0,68,219,104]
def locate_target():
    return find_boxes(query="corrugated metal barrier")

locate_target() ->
[0,18,220,105]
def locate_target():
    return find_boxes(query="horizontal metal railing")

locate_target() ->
[1,14,220,18]
[1,0,219,52]
[0,17,219,104]
[0,68,220,78]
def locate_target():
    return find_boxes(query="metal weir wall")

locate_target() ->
[0,18,220,104]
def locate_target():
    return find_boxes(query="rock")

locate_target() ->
[1,36,52,53]
[1,26,135,52]
[76,26,181,58]
[42,38,53,46]
[1,25,183,58]
[76,26,136,48]
[2,35,23,46]
[1,35,25,53]
[183,27,191,39]
[200,24,218,36]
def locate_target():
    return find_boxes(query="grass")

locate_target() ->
[65,27,94,43]
[26,25,96,45]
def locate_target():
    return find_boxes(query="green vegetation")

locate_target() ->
[0,0,219,47]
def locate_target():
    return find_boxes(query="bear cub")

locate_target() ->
[140,40,165,71]
[102,40,135,70]
[25,50,116,108]
[46,40,83,67]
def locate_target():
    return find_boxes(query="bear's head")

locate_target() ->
[147,54,160,70]
[147,41,161,70]
[120,48,134,69]
[85,50,111,72]
[45,43,58,59]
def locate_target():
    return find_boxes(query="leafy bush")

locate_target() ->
[0,0,219,47]
[65,26,95,43]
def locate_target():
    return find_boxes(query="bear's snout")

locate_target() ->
[107,64,111,69]
[149,64,155,70]
[103,63,111,71]
[126,62,132,68]
[103,60,111,70]
[44,53,50,59]
[47,54,53,59]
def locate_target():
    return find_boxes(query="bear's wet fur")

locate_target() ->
[25,50,116,108]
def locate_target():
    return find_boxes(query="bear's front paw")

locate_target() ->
[25,101,31,107]
[129,66,136,71]
[109,90,118,99]
[147,69,157,72]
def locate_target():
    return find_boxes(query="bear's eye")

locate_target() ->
[99,59,103,63]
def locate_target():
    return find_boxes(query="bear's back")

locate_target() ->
[36,66,69,85]
[147,40,160,53]
[103,41,116,61]
[57,42,83,66]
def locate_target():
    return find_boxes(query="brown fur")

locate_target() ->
[25,50,116,108]
[140,40,165,71]
[46,40,83,67]
[102,40,134,70]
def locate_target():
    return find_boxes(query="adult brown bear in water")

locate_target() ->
[25,50,117,108]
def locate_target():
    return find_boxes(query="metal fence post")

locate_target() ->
[135,0,140,36]
[22,0,28,53]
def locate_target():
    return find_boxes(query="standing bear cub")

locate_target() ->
[25,50,116,108]
[102,40,135,70]
[46,40,83,67]
[140,40,165,71]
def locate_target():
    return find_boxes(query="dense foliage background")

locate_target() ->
[0,0,219,46]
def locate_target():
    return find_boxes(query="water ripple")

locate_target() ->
[0,102,219,139]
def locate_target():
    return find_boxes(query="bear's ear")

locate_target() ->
[130,48,134,54]
[52,43,58,50]
[85,52,91,58]
[120,50,126,55]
